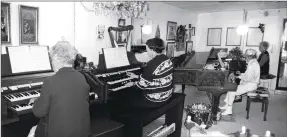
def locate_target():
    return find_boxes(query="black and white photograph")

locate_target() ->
[1,2,287,137]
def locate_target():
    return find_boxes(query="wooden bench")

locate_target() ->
[109,93,186,137]
[246,87,270,121]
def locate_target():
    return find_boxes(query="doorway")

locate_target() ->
[276,18,287,91]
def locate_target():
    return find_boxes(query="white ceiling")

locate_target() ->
[162,1,287,13]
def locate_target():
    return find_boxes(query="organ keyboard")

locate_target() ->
[1,72,54,125]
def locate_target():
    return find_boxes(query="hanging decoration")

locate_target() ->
[92,1,149,18]
[97,25,105,40]
[155,25,160,38]
[236,10,249,35]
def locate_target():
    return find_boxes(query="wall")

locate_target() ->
[1,2,75,47]
[195,8,287,90]
[75,2,198,64]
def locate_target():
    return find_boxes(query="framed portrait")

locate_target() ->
[246,27,264,47]
[192,27,195,36]
[166,21,177,41]
[226,27,242,46]
[1,3,11,44]
[166,42,175,58]
[176,42,185,52]
[116,31,128,43]
[118,19,126,27]
[19,5,39,44]
[186,41,193,53]
[207,28,222,46]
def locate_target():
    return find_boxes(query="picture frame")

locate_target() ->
[186,41,193,53]
[192,27,195,36]
[116,31,128,43]
[246,27,264,47]
[166,21,177,41]
[207,28,222,46]
[19,5,39,44]
[166,42,175,58]
[226,27,242,46]
[175,42,185,52]
[1,2,11,44]
[118,19,126,27]
[97,25,105,39]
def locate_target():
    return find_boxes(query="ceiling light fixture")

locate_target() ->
[237,10,249,35]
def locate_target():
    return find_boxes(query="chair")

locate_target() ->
[246,87,270,121]
[109,93,186,137]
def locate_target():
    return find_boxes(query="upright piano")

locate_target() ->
[173,47,238,122]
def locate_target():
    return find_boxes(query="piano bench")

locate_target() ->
[246,87,270,121]
[110,93,186,137]
[90,117,124,137]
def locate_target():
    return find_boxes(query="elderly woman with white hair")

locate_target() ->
[28,41,91,137]
[219,49,260,115]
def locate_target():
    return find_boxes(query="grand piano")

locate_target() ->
[173,47,238,123]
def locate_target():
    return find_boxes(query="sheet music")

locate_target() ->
[8,46,52,74]
[8,46,34,73]
[29,46,51,71]
[103,47,130,69]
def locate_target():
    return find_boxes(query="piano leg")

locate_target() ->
[181,84,186,94]
[211,94,220,124]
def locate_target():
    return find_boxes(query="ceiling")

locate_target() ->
[162,1,287,13]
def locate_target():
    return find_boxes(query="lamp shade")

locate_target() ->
[142,25,152,34]
[236,24,249,35]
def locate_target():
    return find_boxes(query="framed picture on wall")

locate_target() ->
[207,28,222,46]
[246,27,264,47]
[226,27,242,46]
[176,42,185,52]
[1,2,11,44]
[116,31,128,43]
[19,5,39,44]
[118,19,126,27]
[186,41,193,53]
[166,42,175,58]
[166,21,177,41]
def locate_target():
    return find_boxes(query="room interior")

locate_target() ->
[1,1,287,137]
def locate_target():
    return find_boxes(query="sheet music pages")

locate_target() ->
[8,46,52,74]
[103,47,130,69]
[29,46,52,71]
[8,46,34,73]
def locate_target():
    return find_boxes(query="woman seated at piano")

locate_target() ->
[109,37,174,108]
[28,41,91,137]
[258,41,270,77]
[219,49,260,115]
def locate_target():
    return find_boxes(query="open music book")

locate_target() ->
[103,47,130,69]
[7,46,52,74]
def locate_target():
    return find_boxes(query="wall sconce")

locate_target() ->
[258,23,265,33]
[142,25,152,35]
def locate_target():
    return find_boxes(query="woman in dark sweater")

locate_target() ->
[29,41,91,137]
[109,38,174,108]
[258,41,270,77]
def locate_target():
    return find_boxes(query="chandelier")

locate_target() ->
[93,1,149,18]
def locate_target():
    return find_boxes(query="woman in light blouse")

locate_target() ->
[219,49,260,115]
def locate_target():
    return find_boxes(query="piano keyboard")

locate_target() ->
[107,77,134,85]
[96,67,141,77]
[11,104,33,112]
[4,91,40,102]
[110,83,134,91]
